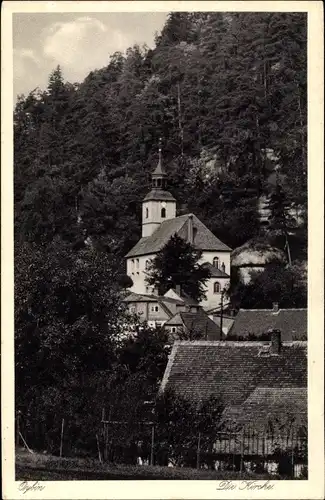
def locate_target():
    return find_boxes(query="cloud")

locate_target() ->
[42,16,132,82]
[14,48,40,76]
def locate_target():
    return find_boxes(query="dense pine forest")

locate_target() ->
[14,12,307,457]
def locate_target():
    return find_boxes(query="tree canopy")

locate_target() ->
[145,234,211,300]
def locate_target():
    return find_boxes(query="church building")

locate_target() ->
[125,145,231,311]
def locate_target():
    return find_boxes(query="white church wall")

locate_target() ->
[127,254,156,295]
[200,277,230,311]
[200,251,231,276]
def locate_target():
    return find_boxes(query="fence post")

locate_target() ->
[96,433,102,464]
[240,428,244,473]
[59,418,65,458]
[291,429,295,478]
[196,432,201,469]
[150,424,155,466]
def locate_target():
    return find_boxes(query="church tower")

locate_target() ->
[142,140,176,237]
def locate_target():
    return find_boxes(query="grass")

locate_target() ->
[16,450,277,481]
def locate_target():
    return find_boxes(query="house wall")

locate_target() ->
[142,200,176,237]
[127,300,170,328]
[126,253,156,294]
[199,251,231,311]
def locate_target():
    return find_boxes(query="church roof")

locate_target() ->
[202,262,230,278]
[143,189,176,202]
[125,214,231,258]
[152,157,167,177]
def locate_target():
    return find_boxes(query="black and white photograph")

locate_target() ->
[2,1,324,499]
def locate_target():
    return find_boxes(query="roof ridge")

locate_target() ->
[239,308,307,312]
[173,340,307,347]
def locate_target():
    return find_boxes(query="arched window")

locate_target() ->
[157,178,162,188]
[221,262,226,273]
[145,260,150,270]
[213,257,219,269]
[214,282,221,293]
[161,207,166,218]
[145,207,149,219]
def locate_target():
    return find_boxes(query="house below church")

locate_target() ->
[124,144,231,311]
[123,286,221,340]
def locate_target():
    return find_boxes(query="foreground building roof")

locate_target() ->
[230,308,307,340]
[161,340,307,429]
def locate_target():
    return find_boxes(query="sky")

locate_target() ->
[13,12,168,98]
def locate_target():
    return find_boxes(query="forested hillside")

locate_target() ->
[15,12,307,254]
[14,12,307,454]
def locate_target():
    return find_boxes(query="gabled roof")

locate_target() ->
[125,214,231,258]
[165,310,222,341]
[202,262,230,278]
[230,308,307,340]
[163,288,199,307]
[211,316,235,334]
[161,341,307,409]
[123,292,158,303]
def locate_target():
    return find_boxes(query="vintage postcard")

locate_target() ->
[1,1,324,499]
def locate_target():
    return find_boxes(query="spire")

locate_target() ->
[151,137,167,188]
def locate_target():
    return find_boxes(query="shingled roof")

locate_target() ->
[230,308,307,340]
[165,309,222,340]
[161,341,307,413]
[143,189,176,202]
[125,213,231,258]
[202,262,230,278]
[222,387,307,431]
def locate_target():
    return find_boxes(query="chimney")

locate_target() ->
[175,284,181,296]
[272,302,279,312]
[270,329,282,355]
[187,214,194,245]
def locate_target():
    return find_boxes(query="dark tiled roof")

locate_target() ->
[230,309,307,340]
[165,310,222,341]
[152,158,167,177]
[181,311,221,340]
[123,292,157,303]
[123,292,184,314]
[161,341,307,409]
[125,214,231,258]
[202,262,230,278]
[143,189,176,202]
[222,387,307,431]
[165,312,183,326]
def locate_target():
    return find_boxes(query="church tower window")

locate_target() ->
[146,207,149,219]
[161,207,166,218]
[214,282,221,293]
[213,257,219,269]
